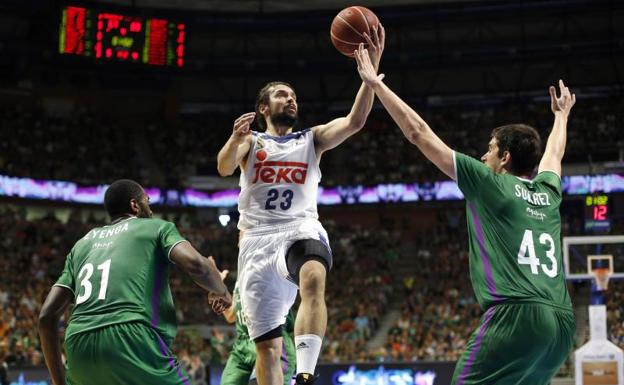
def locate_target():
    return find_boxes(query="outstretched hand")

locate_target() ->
[549,79,576,116]
[362,23,385,70]
[354,44,385,88]
[231,112,255,143]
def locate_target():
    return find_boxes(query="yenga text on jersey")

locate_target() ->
[84,222,130,240]
[514,184,551,206]
[252,161,308,184]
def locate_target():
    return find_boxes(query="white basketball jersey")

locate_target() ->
[237,129,321,230]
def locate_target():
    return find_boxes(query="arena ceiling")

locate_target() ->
[94,0,501,12]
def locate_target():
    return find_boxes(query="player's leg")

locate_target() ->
[253,329,296,385]
[255,332,284,385]
[451,303,575,385]
[451,306,498,385]
[295,260,326,382]
[282,329,297,385]
[239,232,298,385]
[221,341,256,385]
[286,239,332,384]
[516,307,575,384]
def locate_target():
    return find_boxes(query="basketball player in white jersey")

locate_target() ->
[216,26,385,385]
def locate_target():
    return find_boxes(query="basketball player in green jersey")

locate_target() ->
[221,282,296,385]
[354,47,576,385]
[38,179,232,385]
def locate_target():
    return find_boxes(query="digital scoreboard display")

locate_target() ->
[584,194,611,232]
[59,6,185,67]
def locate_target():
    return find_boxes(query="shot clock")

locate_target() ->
[584,194,611,232]
[59,6,185,67]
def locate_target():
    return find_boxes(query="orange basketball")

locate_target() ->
[330,6,380,57]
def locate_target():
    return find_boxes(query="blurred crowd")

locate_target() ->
[2,96,623,188]
[606,282,624,351]
[382,222,478,362]
[0,204,623,384]
[0,106,146,186]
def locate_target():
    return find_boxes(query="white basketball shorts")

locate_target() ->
[237,218,330,340]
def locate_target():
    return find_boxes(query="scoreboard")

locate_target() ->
[584,194,611,232]
[59,6,185,67]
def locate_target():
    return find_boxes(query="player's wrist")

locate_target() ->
[370,78,384,91]
[554,111,569,120]
[216,285,229,298]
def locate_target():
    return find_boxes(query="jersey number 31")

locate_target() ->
[76,259,112,305]
[517,230,557,278]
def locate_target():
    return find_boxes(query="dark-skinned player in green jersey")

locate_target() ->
[38,179,232,385]
[354,45,576,385]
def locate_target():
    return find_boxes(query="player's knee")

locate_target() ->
[256,339,282,361]
[299,261,326,297]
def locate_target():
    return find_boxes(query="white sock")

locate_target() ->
[295,334,322,375]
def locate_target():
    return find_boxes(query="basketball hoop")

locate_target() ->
[591,267,612,291]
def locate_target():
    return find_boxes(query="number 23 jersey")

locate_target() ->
[454,152,572,311]
[238,129,322,231]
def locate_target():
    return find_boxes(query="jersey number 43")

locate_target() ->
[517,230,558,278]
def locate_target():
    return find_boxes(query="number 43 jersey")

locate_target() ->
[237,129,322,231]
[54,217,187,345]
[454,152,572,311]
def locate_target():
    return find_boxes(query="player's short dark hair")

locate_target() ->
[491,124,542,175]
[254,81,295,131]
[104,179,145,218]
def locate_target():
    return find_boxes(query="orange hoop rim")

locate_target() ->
[591,268,612,291]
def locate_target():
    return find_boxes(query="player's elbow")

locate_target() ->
[406,127,424,146]
[38,308,56,329]
[217,163,234,177]
[348,116,366,133]
[404,119,428,145]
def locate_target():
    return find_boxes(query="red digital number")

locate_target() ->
[593,205,607,221]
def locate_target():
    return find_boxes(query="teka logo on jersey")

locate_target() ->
[252,161,308,184]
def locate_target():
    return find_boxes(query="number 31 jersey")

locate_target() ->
[54,217,187,345]
[237,129,321,231]
[454,152,572,311]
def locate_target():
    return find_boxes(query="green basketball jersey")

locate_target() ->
[54,217,187,345]
[454,152,572,310]
[233,284,295,340]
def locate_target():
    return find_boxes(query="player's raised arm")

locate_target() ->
[353,45,456,180]
[312,25,385,154]
[169,242,232,312]
[538,80,576,177]
[39,286,74,385]
[217,112,255,176]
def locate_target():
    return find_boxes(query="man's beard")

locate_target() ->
[270,111,297,128]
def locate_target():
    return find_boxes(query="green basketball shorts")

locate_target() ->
[452,302,575,385]
[64,321,191,385]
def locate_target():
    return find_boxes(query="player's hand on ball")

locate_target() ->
[549,79,576,116]
[354,44,385,87]
[232,112,255,143]
[362,23,385,70]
